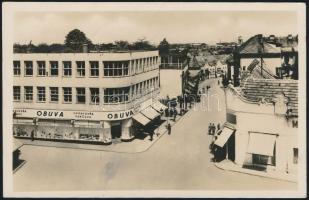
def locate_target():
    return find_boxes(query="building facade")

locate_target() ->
[216,79,298,174]
[13,51,166,144]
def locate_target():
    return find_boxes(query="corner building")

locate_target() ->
[13,51,166,144]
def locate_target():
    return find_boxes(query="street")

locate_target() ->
[13,78,297,191]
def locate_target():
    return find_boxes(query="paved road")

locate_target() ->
[13,78,297,191]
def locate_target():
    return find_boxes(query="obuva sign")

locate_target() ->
[37,110,64,118]
[107,110,134,120]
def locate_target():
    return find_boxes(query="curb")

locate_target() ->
[214,162,297,183]
[13,160,27,174]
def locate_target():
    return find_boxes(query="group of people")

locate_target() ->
[208,123,220,136]
[164,107,178,121]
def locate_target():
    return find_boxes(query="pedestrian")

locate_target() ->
[149,130,154,141]
[173,108,178,121]
[218,80,220,85]
[211,123,216,135]
[167,123,171,135]
[169,108,173,117]
[164,108,169,117]
[208,123,212,135]
[31,130,34,141]
[217,123,221,131]
[213,123,217,136]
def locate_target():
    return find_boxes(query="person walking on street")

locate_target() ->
[167,123,171,135]
[149,130,154,141]
[31,130,34,141]
[217,123,221,132]
[212,123,216,135]
[173,108,177,121]
[208,123,211,135]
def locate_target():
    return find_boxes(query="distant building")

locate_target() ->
[160,48,188,69]
[229,34,298,86]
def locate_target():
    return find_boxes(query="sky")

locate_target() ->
[14,11,298,45]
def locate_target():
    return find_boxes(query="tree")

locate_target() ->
[33,43,50,53]
[158,38,170,56]
[49,43,66,53]
[114,40,130,50]
[64,29,92,52]
[99,43,113,51]
[13,43,28,53]
[131,38,156,50]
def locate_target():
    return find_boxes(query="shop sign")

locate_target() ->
[13,108,136,121]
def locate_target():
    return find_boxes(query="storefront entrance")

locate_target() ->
[111,121,122,139]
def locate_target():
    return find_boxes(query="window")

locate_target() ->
[90,61,99,77]
[50,61,58,76]
[76,61,85,77]
[136,84,139,96]
[293,148,298,164]
[146,80,150,93]
[37,61,46,76]
[227,113,237,124]
[13,61,21,76]
[50,87,59,102]
[104,87,130,104]
[37,87,46,102]
[24,61,33,76]
[103,61,129,77]
[135,59,139,73]
[63,61,72,76]
[90,88,100,105]
[24,86,33,101]
[13,86,20,101]
[76,88,86,104]
[63,87,72,103]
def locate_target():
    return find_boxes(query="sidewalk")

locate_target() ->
[17,107,187,154]
[214,159,297,183]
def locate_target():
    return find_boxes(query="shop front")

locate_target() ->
[244,132,277,170]
[13,101,167,144]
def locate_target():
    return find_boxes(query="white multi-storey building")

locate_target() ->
[13,51,166,144]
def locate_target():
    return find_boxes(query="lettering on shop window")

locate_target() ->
[73,111,94,119]
[107,110,134,120]
[37,110,64,118]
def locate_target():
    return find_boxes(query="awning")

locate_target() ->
[151,101,167,113]
[141,107,160,120]
[185,88,192,94]
[247,133,276,156]
[188,81,195,88]
[214,127,234,147]
[132,112,151,126]
[14,118,34,125]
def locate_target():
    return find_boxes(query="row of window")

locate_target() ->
[13,77,159,104]
[13,57,159,77]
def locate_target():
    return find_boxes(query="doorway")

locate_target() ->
[227,133,235,161]
[111,121,122,139]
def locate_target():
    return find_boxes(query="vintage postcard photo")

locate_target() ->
[2,2,307,198]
